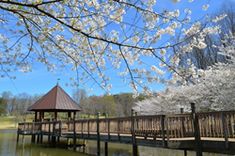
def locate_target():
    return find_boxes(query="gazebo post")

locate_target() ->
[42,112,44,121]
[68,112,71,120]
[34,111,38,121]
[39,111,43,143]
[73,111,76,120]
[73,111,77,150]
[31,111,37,143]
[36,112,40,144]
[39,112,42,121]
[54,111,58,121]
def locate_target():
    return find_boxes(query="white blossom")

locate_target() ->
[202,4,209,11]
[151,65,165,75]
[134,35,235,114]
[0,0,227,95]
[212,14,227,23]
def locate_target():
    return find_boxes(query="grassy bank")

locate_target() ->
[0,116,18,129]
[0,114,107,130]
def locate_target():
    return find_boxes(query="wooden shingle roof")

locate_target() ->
[28,85,81,112]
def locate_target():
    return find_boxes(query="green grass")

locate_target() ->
[0,116,18,129]
[0,113,108,130]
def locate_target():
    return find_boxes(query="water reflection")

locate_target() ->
[0,130,232,156]
[0,130,87,156]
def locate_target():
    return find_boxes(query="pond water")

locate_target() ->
[0,129,232,156]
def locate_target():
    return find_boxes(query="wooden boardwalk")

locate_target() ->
[17,106,235,156]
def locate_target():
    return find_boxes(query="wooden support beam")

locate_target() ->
[73,111,76,120]
[42,112,45,120]
[58,121,62,142]
[73,120,76,150]
[39,121,43,144]
[52,121,56,146]
[81,120,84,138]
[118,119,120,140]
[40,133,43,143]
[184,150,187,156]
[73,111,77,150]
[106,113,110,140]
[57,136,60,143]
[132,144,138,156]
[221,112,229,149]
[97,112,101,156]
[22,134,25,144]
[131,109,138,156]
[191,103,203,156]
[131,109,135,144]
[39,112,42,121]
[54,111,58,121]
[16,132,19,143]
[180,108,186,137]
[31,134,35,143]
[68,112,71,120]
[36,134,40,144]
[105,142,108,156]
[35,111,38,121]
[48,122,51,143]
[88,120,90,138]
[31,117,36,143]
[161,115,166,147]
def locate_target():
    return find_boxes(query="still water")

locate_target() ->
[0,129,232,156]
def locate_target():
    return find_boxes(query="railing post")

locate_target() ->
[135,112,139,130]
[40,122,43,144]
[161,115,166,147]
[52,121,56,145]
[57,121,61,143]
[81,120,84,138]
[88,120,90,138]
[131,109,138,156]
[105,113,108,156]
[31,122,35,143]
[180,108,186,137]
[97,112,101,156]
[118,119,120,140]
[48,122,51,143]
[191,103,202,156]
[17,124,20,143]
[181,108,187,155]
[105,141,108,156]
[221,112,229,149]
[73,120,76,150]
[37,122,40,144]
[166,116,170,143]
[105,113,110,140]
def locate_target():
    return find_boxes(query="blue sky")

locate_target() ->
[0,0,230,96]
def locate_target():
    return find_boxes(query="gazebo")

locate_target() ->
[28,84,81,122]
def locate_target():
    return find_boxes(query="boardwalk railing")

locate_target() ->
[18,110,235,140]
[198,111,235,138]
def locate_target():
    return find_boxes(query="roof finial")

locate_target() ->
[57,78,60,86]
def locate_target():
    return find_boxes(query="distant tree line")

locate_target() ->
[0,89,146,117]
[72,89,146,117]
[0,91,41,116]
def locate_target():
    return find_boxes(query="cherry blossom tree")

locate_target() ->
[134,34,235,114]
[0,0,226,94]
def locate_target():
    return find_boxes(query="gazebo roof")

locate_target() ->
[28,84,81,112]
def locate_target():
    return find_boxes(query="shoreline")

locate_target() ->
[0,116,18,130]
